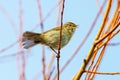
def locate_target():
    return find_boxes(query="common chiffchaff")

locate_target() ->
[22,22,77,49]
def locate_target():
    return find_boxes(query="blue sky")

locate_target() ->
[0,0,120,80]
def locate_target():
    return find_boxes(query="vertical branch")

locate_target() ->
[36,0,46,80]
[73,0,112,79]
[18,0,26,80]
[57,0,65,80]
[37,0,44,31]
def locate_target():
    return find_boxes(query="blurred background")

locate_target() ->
[0,0,120,80]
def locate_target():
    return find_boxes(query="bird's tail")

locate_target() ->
[22,31,41,49]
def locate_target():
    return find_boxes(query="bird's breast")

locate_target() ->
[41,30,72,49]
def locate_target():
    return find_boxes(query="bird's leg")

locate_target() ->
[50,47,58,54]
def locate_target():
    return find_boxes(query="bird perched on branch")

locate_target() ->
[22,22,77,50]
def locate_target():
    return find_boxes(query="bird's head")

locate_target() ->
[63,22,78,34]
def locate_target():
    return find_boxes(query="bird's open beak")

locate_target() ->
[73,25,78,28]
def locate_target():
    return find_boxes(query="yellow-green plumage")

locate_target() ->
[22,22,77,49]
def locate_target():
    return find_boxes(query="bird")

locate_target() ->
[22,22,77,50]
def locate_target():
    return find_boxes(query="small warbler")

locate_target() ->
[22,22,77,49]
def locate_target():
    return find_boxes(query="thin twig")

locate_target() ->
[56,0,65,80]
[0,41,17,54]
[18,0,26,80]
[36,0,46,80]
[48,66,55,80]
[0,50,26,62]
[108,42,120,46]
[84,70,120,75]
[89,45,106,80]
[95,16,120,45]
[93,28,120,52]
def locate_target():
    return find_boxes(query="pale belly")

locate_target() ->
[41,30,71,50]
